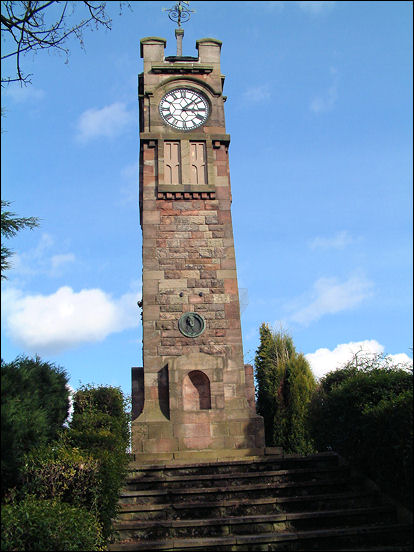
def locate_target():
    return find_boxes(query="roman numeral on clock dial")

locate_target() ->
[159,88,209,130]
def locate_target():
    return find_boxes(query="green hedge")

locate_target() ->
[67,385,131,539]
[22,442,100,515]
[1,356,70,495]
[308,357,413,509]
[2,381,131,550]
[1,495,105,551]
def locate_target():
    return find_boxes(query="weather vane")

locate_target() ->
[162,1,195,28]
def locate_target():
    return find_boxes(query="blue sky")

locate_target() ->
[1,1,412,397]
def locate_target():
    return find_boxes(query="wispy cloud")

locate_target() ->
[10,233,75,280]
[257,1,336,14]
[261,2,286,13]
[3,84,45,103]
[310,67,339,113]
[242,84,271,103]
[75,102,135,143]
[309,230,354,250]
[2,285,140,354]
[306,340,413,379]
[297,1,336,14]
[286,273,374,326]
[50,253,76,273]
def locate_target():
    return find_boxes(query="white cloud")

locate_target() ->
[306,340,413,379]
[243,2,285,14]
[309,230,354,250]
[310,67,339,113]
[258,1,335,14]
[263,1,286,12]
[75,102,135,143]
[3,85,45,103]
[297,1,336,14]
[64,384,75,426]
[2,285,140,354]
[10,233,75,279]
[242,85,271,103]
[50,253,76,272]
[287,274,374,326]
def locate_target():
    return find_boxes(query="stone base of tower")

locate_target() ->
[131,353,265,464]
[131,416,265,465]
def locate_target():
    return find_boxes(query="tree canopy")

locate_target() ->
[1,355,70,494]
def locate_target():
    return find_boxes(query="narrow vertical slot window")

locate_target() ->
[164,141,181,185]
[190,142,207,186]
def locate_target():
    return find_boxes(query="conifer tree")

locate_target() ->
[254,324,316,453]
[1,355,70,495]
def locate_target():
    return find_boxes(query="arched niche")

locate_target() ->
[183,370,211,411]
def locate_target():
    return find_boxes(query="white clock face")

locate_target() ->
[159,88,209,131]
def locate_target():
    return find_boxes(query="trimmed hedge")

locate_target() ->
[22,442,100,515]
[2,380,131,550]
[67,385,131,539]
[308,356,413,509]
[1,495,105,551]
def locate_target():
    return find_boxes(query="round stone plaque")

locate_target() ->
[178,312,206,338]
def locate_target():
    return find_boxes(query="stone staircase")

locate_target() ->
[108,452,412,551]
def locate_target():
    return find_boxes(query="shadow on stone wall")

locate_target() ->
[158,364,170,420]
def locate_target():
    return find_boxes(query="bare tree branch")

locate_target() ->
[1,1,129,85]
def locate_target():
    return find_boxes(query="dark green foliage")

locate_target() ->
[1,356,70,495]
[67,384,131,539]
[254,324,317,454]
[1,495,104,551]
[308,354,413,508]
[1,367,130,548]
[284,353,318,454]
[22,442,101,515]
[1,200,39,278]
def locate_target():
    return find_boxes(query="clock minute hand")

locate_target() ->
[182,99,197,111]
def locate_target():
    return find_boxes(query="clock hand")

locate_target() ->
[182,99,198,111]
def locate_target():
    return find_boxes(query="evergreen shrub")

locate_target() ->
[308,355,413,508]
[1,356,70,495]
[1,495,104,551]
[22,442,100,515]
[254,324,317,454]
[67,384,131,539]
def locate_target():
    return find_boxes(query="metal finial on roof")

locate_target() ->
[162,1,195,28]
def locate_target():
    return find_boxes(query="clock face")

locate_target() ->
[159,88,209,131]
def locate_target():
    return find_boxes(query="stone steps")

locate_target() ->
[109,523,412,551]
[109,452,413,551]
[123,466,350,490]
[126,451,337,477]
[113,505,396,540]
[118,476,356,504]
[118,490,379,521]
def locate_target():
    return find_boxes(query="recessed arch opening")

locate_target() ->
[183,370,211,411]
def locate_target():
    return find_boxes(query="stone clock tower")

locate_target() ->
[131,31,265,463]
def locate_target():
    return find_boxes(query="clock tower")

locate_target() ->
[131,28,265,463]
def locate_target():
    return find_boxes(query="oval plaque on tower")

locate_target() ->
[178,312,205,338]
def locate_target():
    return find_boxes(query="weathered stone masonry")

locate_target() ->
[131,36,264,463]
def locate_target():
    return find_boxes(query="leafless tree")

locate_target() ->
[1,1,128,85]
